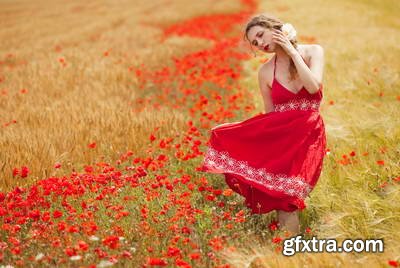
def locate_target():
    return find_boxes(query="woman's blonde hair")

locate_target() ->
[243,13,299,81]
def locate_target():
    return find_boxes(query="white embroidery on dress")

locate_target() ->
[274,98,320,112]
[202,147,312,199]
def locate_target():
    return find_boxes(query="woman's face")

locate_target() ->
[246,25,276,53]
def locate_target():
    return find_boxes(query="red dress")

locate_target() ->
[200,55,327,214]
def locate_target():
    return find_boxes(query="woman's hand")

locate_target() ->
[211,121,241,130]
[272,29,297,56]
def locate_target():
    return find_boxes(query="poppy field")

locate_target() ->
[0,0,399,267]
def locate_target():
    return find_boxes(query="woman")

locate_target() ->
[200,13,327,235]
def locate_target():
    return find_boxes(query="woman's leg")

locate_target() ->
[277,210,300,235]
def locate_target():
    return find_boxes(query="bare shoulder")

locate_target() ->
[301,44,324,61]
[257,56,275,89]
[258,56,275,73]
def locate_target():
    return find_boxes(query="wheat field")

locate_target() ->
[0,0,399,267]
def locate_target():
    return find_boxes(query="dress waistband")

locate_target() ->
[274,98,320,112]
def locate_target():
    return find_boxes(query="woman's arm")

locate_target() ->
[289,45,324,94]
[258,65,275,114]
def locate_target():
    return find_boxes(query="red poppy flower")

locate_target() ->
[20,166,29,178]
[377,160,385,166]
[272,236,282,244]
[54,162,61,169]
[268,220,279,231]
[88,142,96,148]
[147,257,168,266]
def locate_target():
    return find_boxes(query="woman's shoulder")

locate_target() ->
[258,53,277,74]
[257,56,275,88]
[300,44,324,62]
[259,56,274,71]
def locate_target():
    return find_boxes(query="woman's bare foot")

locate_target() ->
[277,210,301,236]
